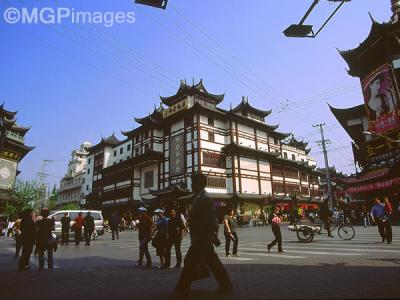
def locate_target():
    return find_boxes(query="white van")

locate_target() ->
[50,210,104,240]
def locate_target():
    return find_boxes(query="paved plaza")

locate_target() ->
[0,226,399,299]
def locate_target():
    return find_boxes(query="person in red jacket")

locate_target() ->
[73,212,85,246]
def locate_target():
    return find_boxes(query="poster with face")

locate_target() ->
[361,64,400,134]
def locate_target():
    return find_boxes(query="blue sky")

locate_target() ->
[0,0,391,187]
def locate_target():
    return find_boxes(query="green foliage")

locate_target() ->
[47,184,58,211]
[1,179,44,218]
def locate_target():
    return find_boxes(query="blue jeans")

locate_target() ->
[39,246,54,269]
[363,216,370,227]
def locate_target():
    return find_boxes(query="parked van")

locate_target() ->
[49,210,104,240]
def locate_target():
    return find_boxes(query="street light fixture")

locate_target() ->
[135,0,168,9]
[362,131,400,144]
[283,0,351,38]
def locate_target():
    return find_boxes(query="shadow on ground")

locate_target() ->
[0,254,399,300]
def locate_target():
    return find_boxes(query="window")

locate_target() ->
[271,164,284,177]
[88,158,91,164]
[113,150,117,157]
[87,168,90,175]
[284,167,299,179]
[120,148,123,154]
[208,132,215,142]
[206,176,226,188]
[52,213,64,222]
[86,185,89,191]
[145,130,149,139]
[135,148,140,156]
[135,136,139,143]
[203,151,225,168]
[283,152,288,159]
[145,143,150,151]
[119,159,123,163]
[272,182,285,194]
[286,183,300,194]
[127,144,131,151]
[208,117,214,126]
[292,154,296,161]
[144,170,154,188]
[185,117,193,128]
[164,127,170,136]
[127,156,131,160]
[300,172,308,181]
[273,137,279,145]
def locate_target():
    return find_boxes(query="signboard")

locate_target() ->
[0,158,17,189]
[347,178,400,194]
[162,99,189,119]
[0,148,21,162]
[169,133,185,176]
[361,64,400,134]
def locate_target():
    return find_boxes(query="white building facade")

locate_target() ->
[83,80,321,215]
[57,142,91,207]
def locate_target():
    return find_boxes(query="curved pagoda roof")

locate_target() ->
[0,103,17,120]
[339,15,400,77]
[160,79,224,106]
[133,103,164,126]
[283,134,311,153]
[329,103,366,146]
[232,97,272,118]
[89,133,121,153]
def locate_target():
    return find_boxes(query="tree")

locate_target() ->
[1,180,43,218]
[59,203,80,210]
[46,184,58,211]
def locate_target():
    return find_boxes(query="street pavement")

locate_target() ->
[0,225,399,299]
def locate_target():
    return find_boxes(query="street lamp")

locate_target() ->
[135,0,168,9]
[362,131,400,144]
[283,0,351,38]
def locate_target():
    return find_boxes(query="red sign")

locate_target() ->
[347,178,400,194]
[361,64,400,134]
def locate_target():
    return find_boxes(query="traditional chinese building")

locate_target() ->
[0,104,33,203]
[83,80,321,217]
[330,1,400,208]
[57,142,92,208]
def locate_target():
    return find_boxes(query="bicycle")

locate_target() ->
[289,217,355,243]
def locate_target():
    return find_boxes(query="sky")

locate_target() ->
[0,0,392,188]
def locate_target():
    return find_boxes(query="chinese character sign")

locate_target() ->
[361,64,400,134]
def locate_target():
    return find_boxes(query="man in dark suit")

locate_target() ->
[83,212,95,246]
[61,212,71,245]
[173,173,232,299]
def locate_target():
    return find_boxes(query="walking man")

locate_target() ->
[61,212,71,245]
[73,212,84,246]
[18,208,36,271]
[36,208,55,269]
[83,212,95,246]
[267,206,283,253]
[224,208,239,258]
[165,208,186,269]
[109,211,121,240]
[371,198,392,244]
[136,207,153,267]
[173,173,232,299]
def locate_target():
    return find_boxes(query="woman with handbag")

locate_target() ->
[36,208,56,269]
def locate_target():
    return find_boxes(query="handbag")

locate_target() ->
[192,261,210,281]
[151,231,160,248]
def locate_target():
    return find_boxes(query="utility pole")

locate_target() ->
[313,123,334,209]
[36,159,54,209]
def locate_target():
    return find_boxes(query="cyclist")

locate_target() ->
[320,200,334,238]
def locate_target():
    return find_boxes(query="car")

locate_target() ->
[49,210,104,241]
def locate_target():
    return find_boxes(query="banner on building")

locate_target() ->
[0,158,17,189]
[169,133,185,177]
[361,64,400,134]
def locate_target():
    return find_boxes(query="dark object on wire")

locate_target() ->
[135,0,168,9]
[283,0,351,38]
